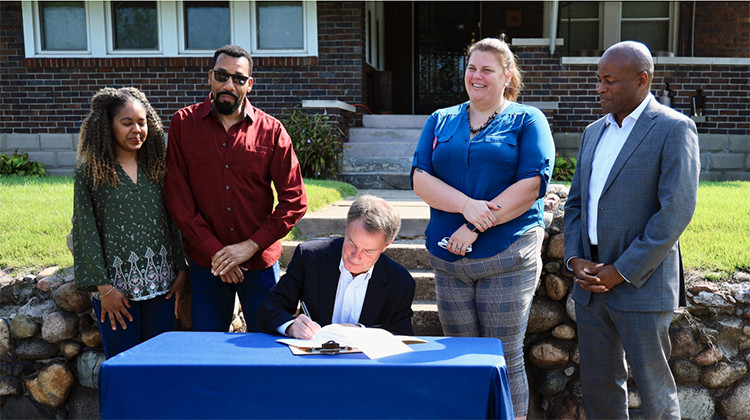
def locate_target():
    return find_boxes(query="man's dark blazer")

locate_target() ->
[256,238,415,335]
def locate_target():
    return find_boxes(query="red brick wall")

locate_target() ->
[0,1,366,134]
[518,46,750,135]
[692,1,750,58]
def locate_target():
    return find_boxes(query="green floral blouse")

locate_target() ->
[73,165,187,300]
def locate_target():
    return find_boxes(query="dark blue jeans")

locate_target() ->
[93,295,176,359]
[189,259,279,332]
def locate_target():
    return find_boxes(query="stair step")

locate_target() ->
[348,127,422,143]
[343,141,417,158]
[335,172,412,190]
[411,302,443,336]
[363,114,429,129]
[340,157,413,173]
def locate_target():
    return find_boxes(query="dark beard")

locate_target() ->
[213,92,240,115]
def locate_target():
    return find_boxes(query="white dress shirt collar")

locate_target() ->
[332,258,374,325]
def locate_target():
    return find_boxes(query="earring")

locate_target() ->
[504,82,509,86]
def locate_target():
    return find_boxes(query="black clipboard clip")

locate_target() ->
[308,340,352,355]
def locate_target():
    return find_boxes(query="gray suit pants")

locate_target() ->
[576,295,679,419]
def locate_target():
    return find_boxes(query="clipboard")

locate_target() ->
[280,335,427,356]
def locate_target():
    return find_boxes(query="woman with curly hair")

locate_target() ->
[73,87,187,358]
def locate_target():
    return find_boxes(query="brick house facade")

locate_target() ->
[1,1,748,179]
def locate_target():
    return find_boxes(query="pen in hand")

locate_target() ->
[300,300,311,318]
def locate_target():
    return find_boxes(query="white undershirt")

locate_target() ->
[587,94,653,245]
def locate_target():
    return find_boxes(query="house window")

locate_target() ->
[621,1,670,52]
[38,1,87,51]
[22,1,318,58]
[111,1,159,50]
[557,2,599,54]
[256,1,304,49]
[557,1,675,56]
[183,1,230,50]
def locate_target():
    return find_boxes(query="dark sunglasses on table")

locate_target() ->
[212,69,250,86]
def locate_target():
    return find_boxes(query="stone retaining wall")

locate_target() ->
[1,188,749,418]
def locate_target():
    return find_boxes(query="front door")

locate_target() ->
[414,2,480,114]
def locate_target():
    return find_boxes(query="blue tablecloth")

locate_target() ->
[99,332,512,419]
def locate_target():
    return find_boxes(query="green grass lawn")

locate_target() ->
[0,176,747,279]
[680,181,750,279]
[0,175,356,275]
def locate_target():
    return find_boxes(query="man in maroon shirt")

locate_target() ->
[165,45,307,332]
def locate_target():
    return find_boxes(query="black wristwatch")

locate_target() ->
[465,222,480,233]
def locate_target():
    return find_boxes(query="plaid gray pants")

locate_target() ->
[429,226,543,418]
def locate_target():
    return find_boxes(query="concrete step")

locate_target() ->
[343,141,417,158]
[294,189,429,240]
[362,114,429,129]
[348,127,422,143]
[340,156,413,173]
[282,239,431,271]
[335,172,412,190]
[412,302,443,336]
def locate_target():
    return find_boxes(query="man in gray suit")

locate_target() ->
[564,41,700,419]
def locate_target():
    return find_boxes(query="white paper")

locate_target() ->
[277,324,413,359]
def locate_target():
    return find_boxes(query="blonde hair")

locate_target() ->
[466,37,524,102]
[76,87,167,188]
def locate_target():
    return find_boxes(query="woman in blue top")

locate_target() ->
[412,37,554,419]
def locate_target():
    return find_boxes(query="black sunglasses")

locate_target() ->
[212,69,250,86]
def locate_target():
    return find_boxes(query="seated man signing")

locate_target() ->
[257,195,415,338]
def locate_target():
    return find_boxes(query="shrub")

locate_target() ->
[280,107,344,179]
[552,155,576,182]
[0,152,48,176]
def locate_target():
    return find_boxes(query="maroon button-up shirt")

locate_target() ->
[165,95,307,270]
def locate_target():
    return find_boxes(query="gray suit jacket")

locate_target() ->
[564,98,700,312]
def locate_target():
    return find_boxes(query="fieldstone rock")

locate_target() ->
[60,341,83,359]
[546,233,565,259]
[689,281,718,294]
[740,336,750,352]
[0,317,11,356]
[25,359,75,407]
[527,297,567,334]
[535,369,569,395]
[546,395,585,419]
[0,396,50,419]
[693,346,724,366]
[10,313,40,339]
[669,327,702,358]
[627,388,641,409]
[690,291,734,314]
[566,293,576,322]
[37,266,59,279]
[678,385,715,420]
[717,315,744,358]
[671,358,700,384]
[80,326,102,348]
[528,338,570,369]
[76,348,105,389]
[52,282,91,313]
[41,310,79,343]
[696,326,720,345]
[544,274,569,301]
[17,296,58,322]
[551,322,576,340]
[544,261,561,274]
[699,361,747,389]
[16,338,57,360]
[732,284,750,305]
[0,279,38,308]
[570,343,580,365]
[79,313,96,329]
[720,377,750,420]
[0,374,22,396]
[67,384,100,419]
[36,277,59,292]
[0,361,34,377]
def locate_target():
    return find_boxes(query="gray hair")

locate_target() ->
[603,41,654,88]
[346,194,401,243]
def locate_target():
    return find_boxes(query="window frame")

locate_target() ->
[556,1,678,56]
[22,0,318,58]
[29,0,92,55]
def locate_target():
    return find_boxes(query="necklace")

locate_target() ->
[467,102,505,134]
